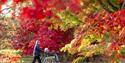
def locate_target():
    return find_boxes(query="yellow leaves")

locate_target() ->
[61,34,104,56]
[0,39,12,49]
[78,38,90,52]
[51,20,63,30]
[78,0,101,22]
[72,57,83,63]
[80,44,105,57]
[61,32,104,56]
[56,10,81,31]
[61,38,80,54]
[60,44,71,52]
[71,44,105,63]
[61,43,78,54]
[0,49,21,55]
[0,49,22,63]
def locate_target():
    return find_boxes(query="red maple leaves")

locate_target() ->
[13,0,23,3]
[0,0,7,3]
[12,0,80,55]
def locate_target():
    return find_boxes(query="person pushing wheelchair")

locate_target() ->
[32,40,42,63]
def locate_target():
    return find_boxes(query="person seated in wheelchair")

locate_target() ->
[44,48,59,62]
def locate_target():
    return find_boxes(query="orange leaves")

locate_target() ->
[10,56,21,62]
[61,8,125,62]
[119,28,125,37]
[0,4,1,11]
[115,53,123,58]
[75,0,81,4]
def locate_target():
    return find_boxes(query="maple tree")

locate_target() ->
[61,9,125,62]
[0,0,125,63]
[60,0,125,62]
[10,0,81,55]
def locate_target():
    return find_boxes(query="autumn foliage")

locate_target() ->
[11,0,81,54]
[0,0,125,63]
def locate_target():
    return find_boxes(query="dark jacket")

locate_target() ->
[34,44,41,56]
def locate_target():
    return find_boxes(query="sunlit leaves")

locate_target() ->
[57,11,81,31]
[0,18,19,49]
[13,0,82,54]
[0,49,21,63]
[0,0,125,63]
[61,9,125,62]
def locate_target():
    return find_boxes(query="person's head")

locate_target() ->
[44,48,49,52]
[36,40,40,45]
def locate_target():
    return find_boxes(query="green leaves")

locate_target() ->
[57,10,81,31]
[120,46,125,56]
[84,34,103,44]
[108,0,121,9]
[103,32,111,43]
[98,0,123,12]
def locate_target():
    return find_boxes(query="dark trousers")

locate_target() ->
[32,56,42,63]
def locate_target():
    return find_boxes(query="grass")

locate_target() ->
[21,56,33,63]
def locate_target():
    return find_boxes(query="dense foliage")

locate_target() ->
[11,0,81,54]
[61,9,125,63]
[0,0,125,63]
[0,49,21,63]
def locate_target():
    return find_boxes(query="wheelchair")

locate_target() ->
[42,52,60,63]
